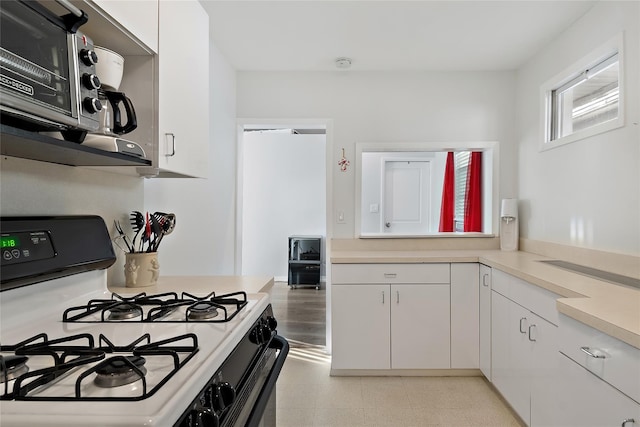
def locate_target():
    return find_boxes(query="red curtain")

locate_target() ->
[438,152,455,232]
[463,151,483,232]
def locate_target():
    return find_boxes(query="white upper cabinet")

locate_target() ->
[90,0,159,53]
[155,0,210,178]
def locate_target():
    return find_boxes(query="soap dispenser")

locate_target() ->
[500,198,519,251]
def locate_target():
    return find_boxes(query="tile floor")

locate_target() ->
[272,282,523,426]
[276,344,523,427]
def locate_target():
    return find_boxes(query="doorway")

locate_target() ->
[236,121,330,347]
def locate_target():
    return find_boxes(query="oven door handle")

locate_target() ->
[245,334,289,427]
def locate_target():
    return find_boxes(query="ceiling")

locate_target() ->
[201,1,596,72]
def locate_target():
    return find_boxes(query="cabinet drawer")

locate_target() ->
[560,314,640,403]
[539,351,640,427]
[332,263,450,284]
[492,269,559,324]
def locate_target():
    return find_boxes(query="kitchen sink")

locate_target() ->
[538,260,640,290]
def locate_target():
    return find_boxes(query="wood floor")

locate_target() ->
[270,281,326,347]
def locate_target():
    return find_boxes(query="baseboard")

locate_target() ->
[329,368,482,377]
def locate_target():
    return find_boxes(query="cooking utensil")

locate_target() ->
[153,212,176,234]
[149,214,162,252]
[149,212,176,252]
[129,211,145,252]
[144,212,152,252]
[113,220,132,253]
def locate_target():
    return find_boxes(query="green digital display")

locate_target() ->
[1,236,20,248]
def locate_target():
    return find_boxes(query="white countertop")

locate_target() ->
[331,249,640,349]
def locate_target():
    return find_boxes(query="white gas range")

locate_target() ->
[0,216,288,426]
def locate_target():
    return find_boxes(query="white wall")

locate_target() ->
[0,157,144,284]
[236,71,517,238]
[516,1,640,255]
[240,132,326,279]
[144,41,238,275]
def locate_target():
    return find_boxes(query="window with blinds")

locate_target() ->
[454,151,470,232]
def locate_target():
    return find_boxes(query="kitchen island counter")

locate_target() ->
[109,275,274,296]
[331,249,640,349]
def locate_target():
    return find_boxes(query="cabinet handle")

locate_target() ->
[580,346,606,359]
[528,324,537,342]
[382,291,385,304]
[621,419,635,427]
[482,273,489,287]
[165,133,176,157]
[396,290,400,304]
[519,317,527,334]
[383,273,397,279]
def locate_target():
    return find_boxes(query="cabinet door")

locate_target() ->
[92,0,159,52]
[391,284,450,369]
[491,291,532,425]
[157,0,209,178]
[529,313,560,427]
[331,284,390,370]
[540,352,640,427]
[451,263,479,369]
[479,264,492,380]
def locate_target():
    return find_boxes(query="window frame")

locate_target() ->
[540,33,624,151]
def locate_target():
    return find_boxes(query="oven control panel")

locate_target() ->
[1,231,55,265]
[0,216,116,291]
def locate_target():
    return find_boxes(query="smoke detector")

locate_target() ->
[335,57,352,69]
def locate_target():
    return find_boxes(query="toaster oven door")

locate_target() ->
[0,1,75,125]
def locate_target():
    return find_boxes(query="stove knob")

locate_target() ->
[260,323,272,342]
[212,382,235,411]
[82,73,101,90]
[80,49,98,66]
[249,325,262,344]
[84,97,102,114]
[187,407,219,427]
[249,324,270,345]
[266,315,278,331]
[203,385,216,409]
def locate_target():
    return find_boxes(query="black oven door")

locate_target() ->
[243,335,289,427]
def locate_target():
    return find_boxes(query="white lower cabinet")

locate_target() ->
[331,284,390,370]
[391,284,450,369]
[539,352,640,427]
[450,263,479,369]
[331,283,450,370]
[331,263,451,371]
[491,286,558,426]
[479,264,492,379]
[536,313,640,427]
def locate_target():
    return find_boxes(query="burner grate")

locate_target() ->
[62,291,249,323]
[0,333,199,401]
